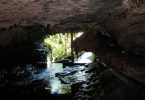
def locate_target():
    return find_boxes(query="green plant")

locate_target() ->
[44,33,70,62]
[44,32,83,62]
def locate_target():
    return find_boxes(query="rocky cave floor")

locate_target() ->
[0,43,145,100]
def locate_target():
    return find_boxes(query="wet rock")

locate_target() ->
[72,62,106,100]
[86,62,106,73]
[55,59,71,63]
[55,70,77,77]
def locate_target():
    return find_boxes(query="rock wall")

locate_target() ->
[0,24,48,47]
[73,24,145,83]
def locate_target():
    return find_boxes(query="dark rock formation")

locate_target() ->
[73,24,145,83]
[0,24,48,47]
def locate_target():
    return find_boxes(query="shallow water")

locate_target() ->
[0,43,95,97]
[0,62,91,96]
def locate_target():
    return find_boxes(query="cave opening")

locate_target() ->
[40,32,97,96]
[44,32,95,64]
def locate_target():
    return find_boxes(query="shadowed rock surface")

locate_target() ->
[0,0,145,99]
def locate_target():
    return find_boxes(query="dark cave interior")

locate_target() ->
[0,0,145,100]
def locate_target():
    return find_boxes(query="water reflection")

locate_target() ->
[50,77,62,94]
[45,63,88,94]
[45,63,71,94]
[0,63,90,95]
[0,52,94,95]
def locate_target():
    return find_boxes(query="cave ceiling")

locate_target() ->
[0,0,125,29]
[0,0,144,32]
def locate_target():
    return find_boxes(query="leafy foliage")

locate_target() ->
[44,32,83,62]
[44,33,71,62]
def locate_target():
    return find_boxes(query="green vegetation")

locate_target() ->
[44,32,83,62]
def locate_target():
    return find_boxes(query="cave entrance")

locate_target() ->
[44,32,83,64]
[42,32,96,95]
[0,31,96,97]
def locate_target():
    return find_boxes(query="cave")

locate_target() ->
[0,0,145,100]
